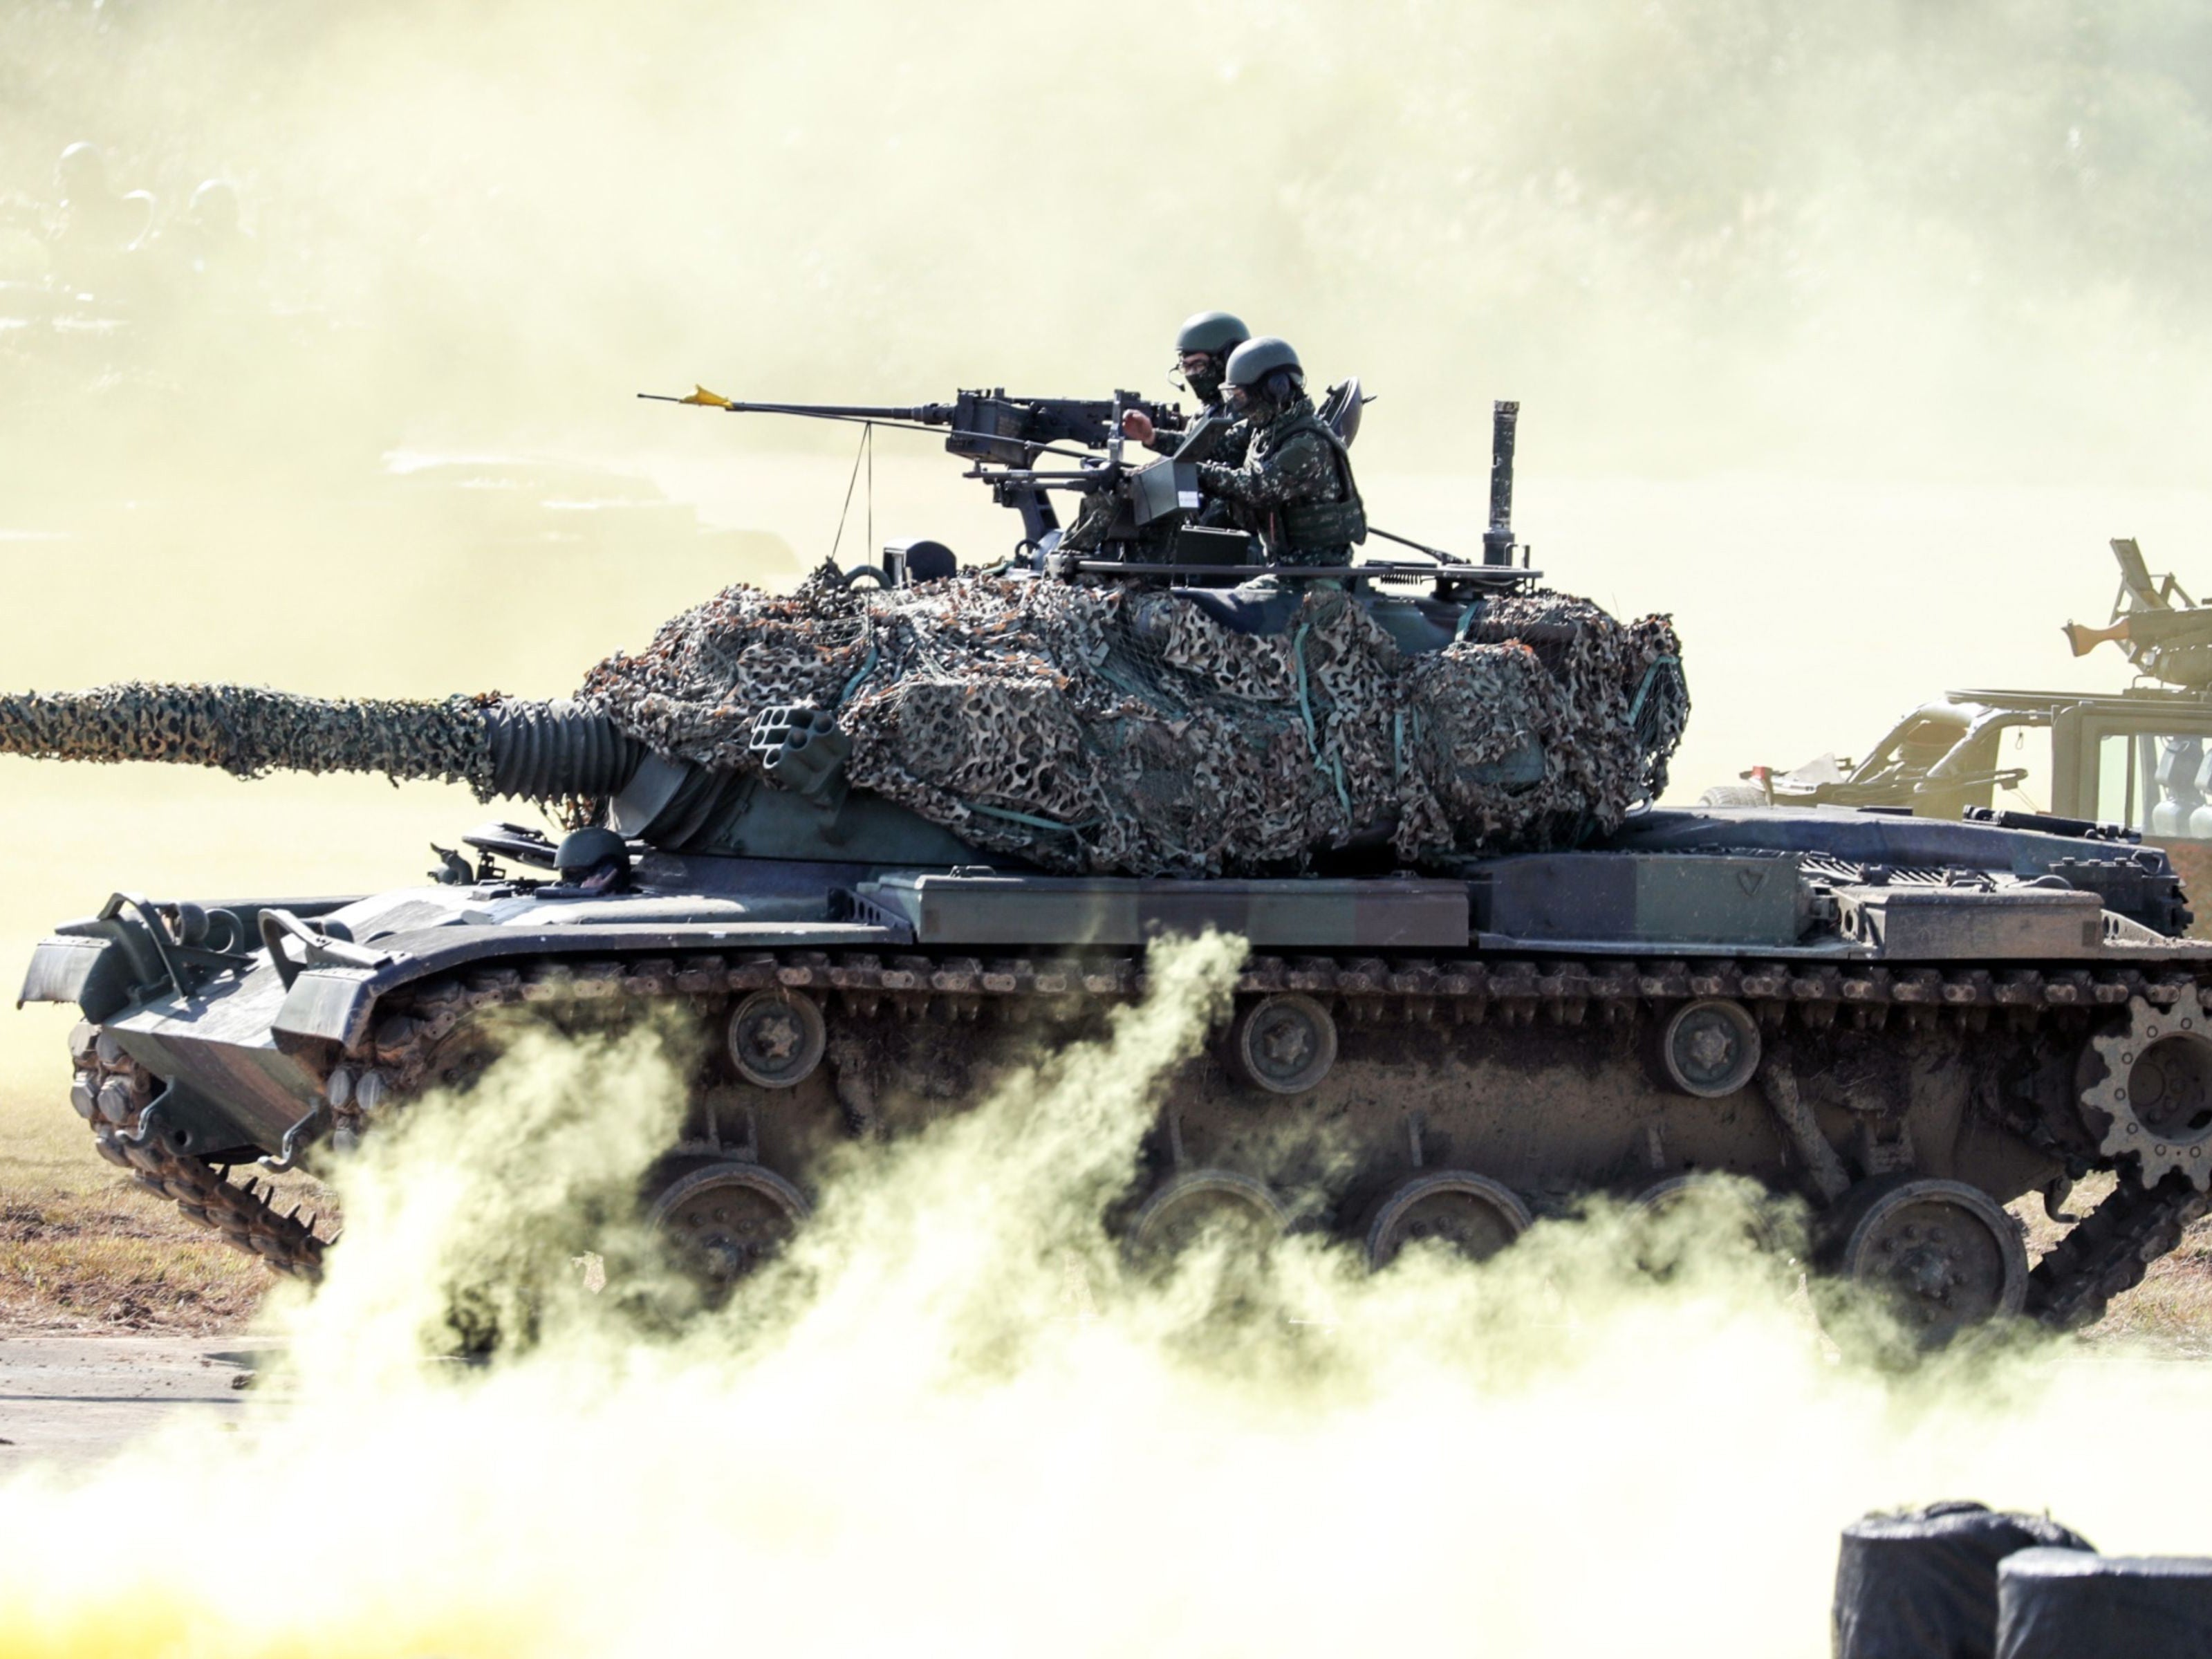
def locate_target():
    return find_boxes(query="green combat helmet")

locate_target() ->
[1223,335,1303,392]
[1173,311,1250,408]
[1174,310,1250,356]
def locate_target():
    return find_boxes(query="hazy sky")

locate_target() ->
[7,0,2212,479]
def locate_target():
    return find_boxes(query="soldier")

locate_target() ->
[168,179,258,279]
[1119,309,1252,462]
[47,142,155,290]
[1054,310,1254,556]
[1194,337,1366,571]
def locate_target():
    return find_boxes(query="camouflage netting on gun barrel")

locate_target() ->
[0,683,503,790]
[578,565,1689,875]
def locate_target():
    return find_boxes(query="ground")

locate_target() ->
[0,1082,333,1336]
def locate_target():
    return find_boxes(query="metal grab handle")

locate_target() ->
[257,908,389,991]
[260,1102,328,1171]
[101,892,190,1000]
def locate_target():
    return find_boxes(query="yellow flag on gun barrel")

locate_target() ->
[680,385,734,409]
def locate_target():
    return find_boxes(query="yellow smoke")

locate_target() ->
[4,935,2212,1658]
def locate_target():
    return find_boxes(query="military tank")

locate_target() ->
[12,405,2212,1344]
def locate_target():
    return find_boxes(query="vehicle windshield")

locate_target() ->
[2097,730,2212,838]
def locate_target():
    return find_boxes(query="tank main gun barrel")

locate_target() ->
[0,685,644,801]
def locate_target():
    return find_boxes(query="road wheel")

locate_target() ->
[1834,1177,2027,1344]
[649,1160,810,1289]
[1366,1171,1532,1269]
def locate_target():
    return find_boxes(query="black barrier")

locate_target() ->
[1833,1502,2094,1659]
[1997,1547,2212,1658]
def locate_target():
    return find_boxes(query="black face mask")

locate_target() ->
[1185,357,1225,407]
[1225,381,1285,423]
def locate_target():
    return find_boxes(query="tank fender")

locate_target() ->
[18,934,135,1021]
[1615,807,2136,876]
[20,893,362,1021]
[269,918,913,1051]
[1834,885,2110,959]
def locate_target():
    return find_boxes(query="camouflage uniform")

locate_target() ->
[1196,395,1366,568]
[1054,407,1254,555]
[1052,481,1121,555]
[1141,400,1250,466]
[1140,400,1248,537]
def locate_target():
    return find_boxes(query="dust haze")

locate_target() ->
[6,936,2212,1658]
[6,7,2212,1648]
[12,0,2212,472]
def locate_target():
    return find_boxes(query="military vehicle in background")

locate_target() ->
[13,415,2212,1348]
[1702,540,2212,931]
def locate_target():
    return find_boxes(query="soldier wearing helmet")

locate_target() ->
[552,826,632,896]
[1194,337,1366,570]
[1120,309,1252,464]
[49,142,155,283]
[1055,310,1256,555]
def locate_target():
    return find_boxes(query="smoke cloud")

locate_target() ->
[3,935,2212,1658]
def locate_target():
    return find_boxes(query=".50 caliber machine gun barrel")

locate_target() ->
[638,393,955,423]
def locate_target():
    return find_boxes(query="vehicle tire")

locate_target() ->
[1832,1177,2029,1346]
[649,1160,810,1288]
[1128,1170,1286,1260]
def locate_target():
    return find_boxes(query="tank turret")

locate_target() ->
[0,563,1691,880]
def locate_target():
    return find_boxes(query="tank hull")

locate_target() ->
[28,804,2212,1337]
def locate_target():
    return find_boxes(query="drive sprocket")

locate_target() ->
[2083,989,2212,1190]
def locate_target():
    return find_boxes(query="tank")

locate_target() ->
[15,418,2212,1346]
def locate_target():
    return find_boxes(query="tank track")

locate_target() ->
[72,1026,328,1282]
[68,947,2212,1318]
[2024,1173,2212,1331]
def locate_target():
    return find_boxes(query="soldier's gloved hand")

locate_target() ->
[1120,409,1155,443]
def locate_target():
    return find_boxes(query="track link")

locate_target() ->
[2025,1172,2212,1332]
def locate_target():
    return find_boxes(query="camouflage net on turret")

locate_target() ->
[579,566,1689,875]
[0,683,503,790]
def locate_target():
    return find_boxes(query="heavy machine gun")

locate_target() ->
[2062,538,2212,691]
[646,378,1531,597]
[640,384,1187,547]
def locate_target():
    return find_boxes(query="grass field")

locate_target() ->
[0,1080,336,1335]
